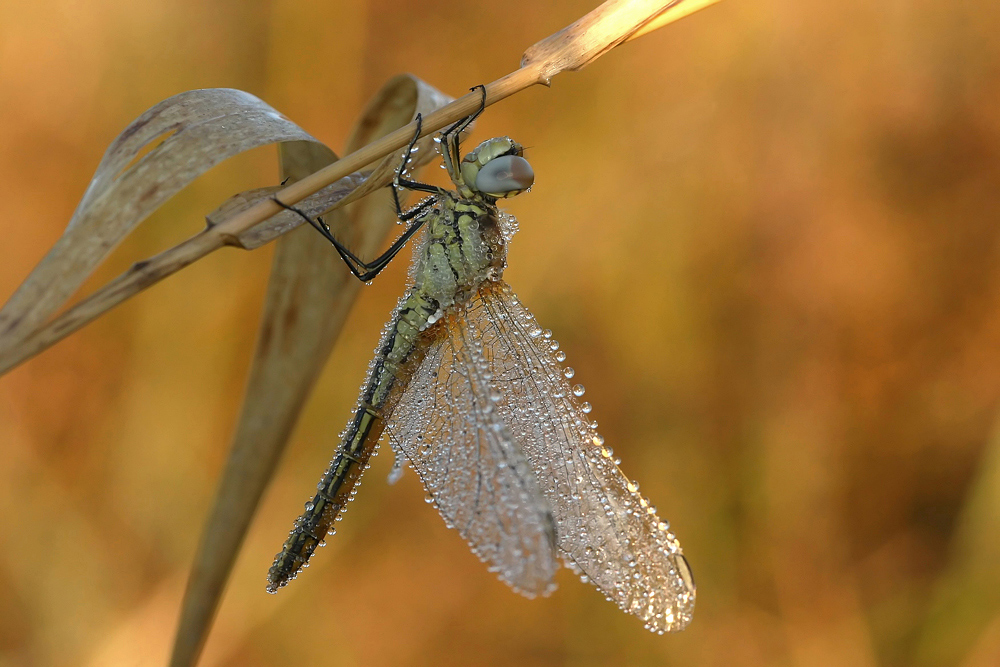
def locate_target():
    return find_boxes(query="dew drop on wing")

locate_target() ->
[387,456,405,485]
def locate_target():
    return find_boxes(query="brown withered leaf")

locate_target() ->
[168,75,454,667]
[0,89,325,350]
[203,173,366,250]
[521,0,721,81]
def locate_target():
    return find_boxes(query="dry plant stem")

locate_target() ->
[0,0,722,377]
[0,232,222,375]
[627,0,720,41]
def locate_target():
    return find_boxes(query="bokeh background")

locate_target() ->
[2,1,1000,665]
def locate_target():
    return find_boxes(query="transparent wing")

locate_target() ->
[468,281,696,633]
[384,306,559,597]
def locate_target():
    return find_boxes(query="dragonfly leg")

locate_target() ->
[272,196,434,282]
[391,112,449,208]
[271,90,487,282]
[439,85,487,180]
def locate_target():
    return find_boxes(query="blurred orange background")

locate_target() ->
[3,1,1000,666]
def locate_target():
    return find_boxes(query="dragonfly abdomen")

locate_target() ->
[267,292,440,592]
[266,405,385,592]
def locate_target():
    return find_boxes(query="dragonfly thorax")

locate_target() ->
[411,197,508,316]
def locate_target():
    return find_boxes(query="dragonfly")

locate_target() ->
[267,86,696,633]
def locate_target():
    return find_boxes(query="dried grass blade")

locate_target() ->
[167,141,343,667]
[626,0,724,43]
[0,77,451,377]
[205,170,367,250]
[0,89,321,350]
[167,75,453,667]
[521,0,721,80]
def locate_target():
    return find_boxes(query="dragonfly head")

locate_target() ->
[461,137,534,199]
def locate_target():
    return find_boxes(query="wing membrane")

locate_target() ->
[385,307,559,597]
[467,281,696,633]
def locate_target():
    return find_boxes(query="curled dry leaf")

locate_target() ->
[169,74,454,667]
[520,0,722,81]
[626,0,723,43]
[204,173,367,250]
[521,0,684,80]
[0,89,323,350]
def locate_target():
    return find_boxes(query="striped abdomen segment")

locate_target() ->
[266,404,384,592]
[266,292,438,592]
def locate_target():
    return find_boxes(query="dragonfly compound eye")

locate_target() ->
[475,155,534,197]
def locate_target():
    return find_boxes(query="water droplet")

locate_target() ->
[563,366,574,378]
[556,351,567,362]
[572,384,586,397]
[580,402,592,413]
